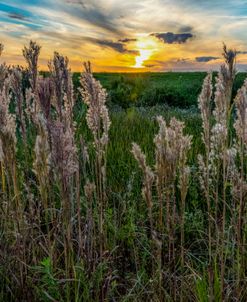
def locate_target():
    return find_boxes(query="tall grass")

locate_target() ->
[1,41,247,301]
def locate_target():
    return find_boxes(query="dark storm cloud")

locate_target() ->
[195,56,219,62]
[118,38,137,43]
[151,32,194,44]
[90,39,139,55]
[8,12,27,20]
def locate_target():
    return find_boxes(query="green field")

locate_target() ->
[73,71,247,108]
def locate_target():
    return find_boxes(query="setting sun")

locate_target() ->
[133,36,159,68]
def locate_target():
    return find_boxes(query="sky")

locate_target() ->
[0,0,247,72]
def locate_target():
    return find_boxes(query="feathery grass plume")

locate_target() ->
[50,119,78,202]
[198,73,212,148]
[0,44,9,92]
[79,62,111,148]
[24,86,38,125]
[214,46,236,299]
[9,67,27,143]
[154,117,185,222]
[37,77,53,121]
[234,80,247,145]
[23,41,41,126]
[132,116,192,298]
[197,44,237,300]
[36,77,54,154]
[131,142,154,234]
[48,52,74,126]
[233,80,247,291]
[79,61,111,258]
[222,43,236,98]
[23,40,41,92]
[47,53,77,286]
[48,52,67,119]
[33,113,51,225]
[131,142,158,293]
[62,61,74,128]
[0,63,8,92]
[154,116,191,262]
[0,76,21,227]
[0,43,7,194]
[0,43,3,56]
[155,116,191,299]
[178,135,191,267]
[197,73,213,264]
[50,119,78,279]
[0,77,17,174]
[212,45,236,146]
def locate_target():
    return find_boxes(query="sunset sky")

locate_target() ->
[1,0,247,72]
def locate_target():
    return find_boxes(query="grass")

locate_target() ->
[72,71,247,109]
[2,41,247,301]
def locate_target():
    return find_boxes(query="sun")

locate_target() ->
[134,49,153,68]
[133,36,158,68]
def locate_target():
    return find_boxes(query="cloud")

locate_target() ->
[49,0,123,34]
[65,0,85,5]
[195,56,219,62]
[151,32,194,44]
[178,26,193,33]
[118,38,137,43]
[91,39,139,55]
[236,51,247,55]
[143,64,156,68]
[8,12,27,20]
[176,58,190,63]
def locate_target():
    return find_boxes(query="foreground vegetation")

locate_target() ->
[1,42,247,301]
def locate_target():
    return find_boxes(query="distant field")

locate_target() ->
[73,71,247,108]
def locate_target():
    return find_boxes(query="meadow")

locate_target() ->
[1,42,247,301]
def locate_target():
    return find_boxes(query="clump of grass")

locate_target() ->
[2,41,247,301]
[79,62,111,260]
[132,115,192,300]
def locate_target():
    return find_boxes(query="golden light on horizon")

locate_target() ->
[133,36,159,68]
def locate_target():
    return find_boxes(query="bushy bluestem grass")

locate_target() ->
[1,41,247,302]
